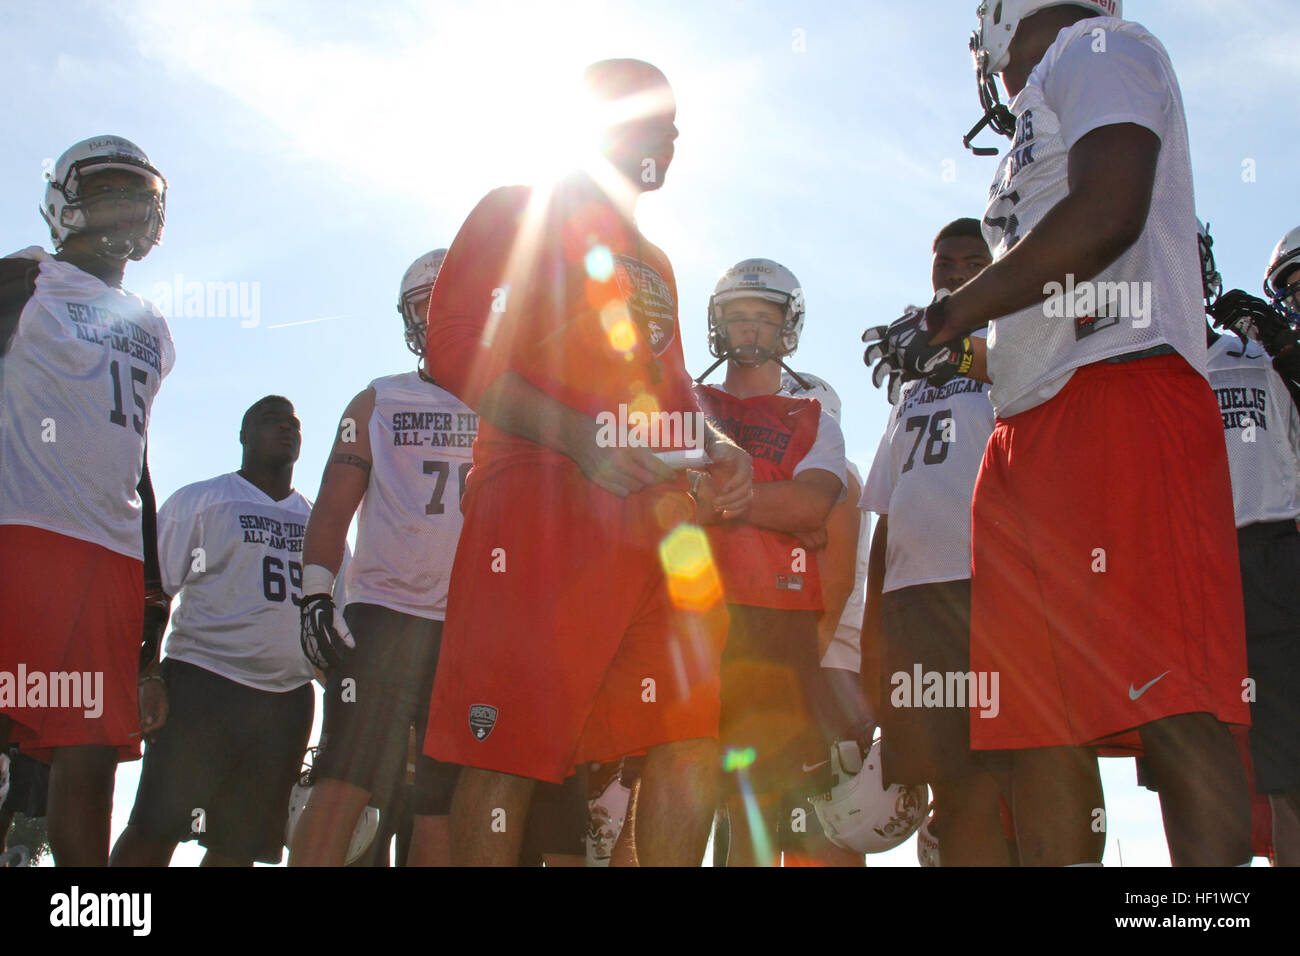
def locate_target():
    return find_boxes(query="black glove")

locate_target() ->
[863,300,972,403]
[1208,289,1300,359]
[300,594,354,671]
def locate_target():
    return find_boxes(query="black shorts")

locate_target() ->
[519,770,588,865]
[1235,522,1300,793]
[316,604,459,813]
[127,658,313,863]
[1,749,50,817]
[879,579,986,786]
[719,605,833,799]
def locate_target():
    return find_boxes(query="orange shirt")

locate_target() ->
[425,175,700,488]
[694,386,825,611]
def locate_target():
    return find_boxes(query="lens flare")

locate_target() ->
[601,300,637,353]
[585,243,614,282]
[658,524,722,612]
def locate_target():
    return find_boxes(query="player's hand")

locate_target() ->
[794,526,829,551]
[863,301,968,404]
[300,595,354,671]
[576,443,679,497]
[299,565,354,670]
[705,440,752,518]
[137,666,168,743]
[1208,289,1300,358]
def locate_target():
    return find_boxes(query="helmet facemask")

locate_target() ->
[48,159,166,261]
[964,5,1018,155]
[399,285,433,358]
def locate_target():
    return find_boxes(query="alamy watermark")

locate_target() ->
[890,665,1000,719]
[150,274,261,328]
[0,666,102,718]
[1042,274,1152,329]
[594,404,707,453]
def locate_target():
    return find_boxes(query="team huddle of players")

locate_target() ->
[3,0,1300,868]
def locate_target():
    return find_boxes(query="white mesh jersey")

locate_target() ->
[1207,335,1300,527]
[822,460,868,672]
[862,374,995,593]
[159,473,320,692]
[343,371,476,621]
[981,19,1205,418]
[0,249,175,559]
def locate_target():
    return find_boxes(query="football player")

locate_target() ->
[110,396,323,867]
[867,1,1252,865]
[861,219,1008,866]
[1184,222,1300,865]
[776,371,870,867]
[420,59,752,867]
[0,136,175,865]
[694,259,846,866]
[288,250,471,867]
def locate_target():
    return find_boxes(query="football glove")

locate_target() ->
[1208,289,1300,359]
[299,565,354,670]
[863,301,973,404]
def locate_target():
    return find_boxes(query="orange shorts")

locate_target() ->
[970,355,1250,752]
[0,524,143,762]
[423,463,726,784]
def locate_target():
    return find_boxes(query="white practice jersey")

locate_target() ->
[0,249,174,559]
[160,473,328,692]
[822,460,868,672]
[862,371,995,593]
[1207,335,1300,526]
[344,371,476,620]
[981,18,1204,418]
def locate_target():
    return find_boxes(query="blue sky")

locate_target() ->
[4,0,1297,865]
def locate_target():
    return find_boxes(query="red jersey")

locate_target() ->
[694,386,824,611]
[425,176,700,490]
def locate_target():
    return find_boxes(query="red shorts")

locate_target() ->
[423,463,726,784]
[0,525,143,762]
[970,355,1250,752]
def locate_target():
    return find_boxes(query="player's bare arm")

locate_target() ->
[813,470,862,660]
[930,123,1161,343]
[859,515,887,720]
[740,469,841,534]
[302,387,375,573]
[477,370,679,497]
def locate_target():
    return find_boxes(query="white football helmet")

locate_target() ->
[779,370,842,422]
[808,738,928,854]
[41,135,166,260]
[1197,219,1223,308]
[397,248,448,357]
[284,749,381,865]
[966,1,1121,153]
[1265,226,1300,323]
[708,258,805,364]
[916,805,941,867]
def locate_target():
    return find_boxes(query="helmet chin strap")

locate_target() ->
[696,346,806,388]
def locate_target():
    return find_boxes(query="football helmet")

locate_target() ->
[284,748,381,865]
[808,737,928,854]
[1264,226,1300,324]
[779,370,842,422]
[1197,219,1223,309]
[965,1,1121,154]
[916,805,941,867]
[397,248,448,357]
[41,135,166,260]
[707,258,805,365]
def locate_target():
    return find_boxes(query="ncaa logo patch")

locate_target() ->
[469,704,499,741]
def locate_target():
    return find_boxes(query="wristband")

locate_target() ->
[302,563,336,598]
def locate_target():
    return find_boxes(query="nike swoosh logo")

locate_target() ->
[1129,671,1171,701]
[801,760,829,772]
